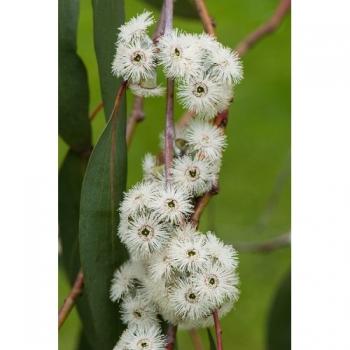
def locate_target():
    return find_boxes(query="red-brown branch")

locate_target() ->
[193,0,216,36]
[126,96,144,146]
[213,309,223,350]
[189,329,204,350]
[166,324,178,350]
[163,0,175,184]
[89,101,104,121]
[235,0,291,56]
[58,270,84,329]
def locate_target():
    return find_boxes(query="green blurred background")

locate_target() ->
[59,0,291,348]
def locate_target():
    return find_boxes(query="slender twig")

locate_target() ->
[58,270,84,329]
[163,0,175,184]
[235,0,291,56]
[166,324,178,350]
[153,2,167,42]
[89,101,104,121]
[213,310,223,350]
[176,110,195,129]
[126,96,145,146]
[191,186,218,228]
[236,232,291,253]
[193,0,216,36]
[189,329,204,350]
[164,79,175,182]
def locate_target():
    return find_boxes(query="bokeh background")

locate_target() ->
[59,0,291,348]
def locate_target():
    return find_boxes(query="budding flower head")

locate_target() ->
[178,73,231,119]
[169,279,211,321]
[205,231,239,269]
[207,44,243,85]
[129,71,165,97]
[114,325,165,350]
[110,261,145,302]
[172,155,216,196]
[120,292,159,328]
[120,181,156,217]
[185,120,227,161]
[168,232,208,273]
[158,29,202,79]
[117,11,154,44]
[194,261,240,307]
[112,39,156,83]
[150,184,193,224]
[120,212,170,259]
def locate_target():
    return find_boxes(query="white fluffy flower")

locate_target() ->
[142,153,156,179]
[110,261,145,302]
[194,262,239,307]
[177,73,231,119]
[158,29,202,79]
[112,39,156,83]
[150,184,193,224]
[120,292,159,328]
[120,182,156,217]
[129,84,165,97]
[168,233,208,272]
[169,279,211,321]
[129,71,165,97]
[147,251,173,282]
[172,155,215,196]
[118,11,154,44]
[205,231,239,269]
[115,325,165,350]
[196,32,219,52]
[185,120,227,161]
[120,212,170,258]
[207,44,243,85]
[173,223,198,241]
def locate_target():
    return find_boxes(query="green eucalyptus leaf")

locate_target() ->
[142,0,198,19]
[207,328,217,350]
[267,269,291,350]
[59,151,96,348]
[79,85,128,349]
[77,330,93,350]
[92,0,125,121]
[59,0,91,152]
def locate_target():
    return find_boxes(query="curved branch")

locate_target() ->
[89,101,104,121]
[235,0,291,56]
[58,270,84,329]
[193,0,216,36]
[236,232,291,253]
[166,324,178,350]
[126,96,145,146]
[213,310,223,350]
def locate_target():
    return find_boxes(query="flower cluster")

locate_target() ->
[112,11,243,119]
[110,11,242,350]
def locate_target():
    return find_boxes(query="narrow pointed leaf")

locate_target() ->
[59,151,96,347]
[92,0,125,121]
[59,0,91,152]
[79,87,128,349]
